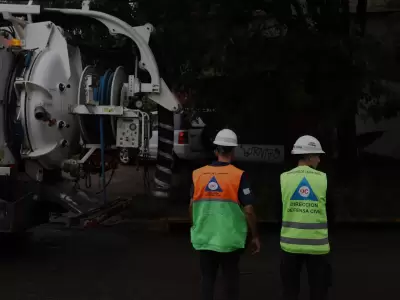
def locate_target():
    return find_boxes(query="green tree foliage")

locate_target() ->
[134,1,363,134]
[2,0,394,146]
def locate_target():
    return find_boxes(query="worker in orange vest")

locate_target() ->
[189,129,260,300]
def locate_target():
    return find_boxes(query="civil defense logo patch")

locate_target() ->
[290,177,318,201]
[205,176,223,192]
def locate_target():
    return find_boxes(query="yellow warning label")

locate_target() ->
[103,107,114,113]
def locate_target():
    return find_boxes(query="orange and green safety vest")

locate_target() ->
[190,164,248,253]
[280,166,330,255]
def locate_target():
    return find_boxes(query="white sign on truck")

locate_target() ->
[234,144,284,163]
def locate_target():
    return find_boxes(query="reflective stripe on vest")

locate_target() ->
[282,221,328,229]
[280,166,330,255]
[191,164,247,253]
[280,237,329,246]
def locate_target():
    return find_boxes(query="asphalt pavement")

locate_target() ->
[1,165,396,300]
[0,224,398,300]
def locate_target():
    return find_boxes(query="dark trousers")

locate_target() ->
[198,250,242,300]
[280,250,332,300]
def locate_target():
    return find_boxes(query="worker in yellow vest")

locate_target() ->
[190,129,260,300]
[280,135,332,300]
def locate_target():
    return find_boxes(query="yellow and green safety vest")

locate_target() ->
[280,166,330,255]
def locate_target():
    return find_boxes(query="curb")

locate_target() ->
[103,218,172,232]
[70,217,400,232]
[164,218,400,224]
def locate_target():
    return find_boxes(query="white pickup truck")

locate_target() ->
[119,111,209,164]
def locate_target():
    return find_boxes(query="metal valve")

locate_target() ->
[60,140,69,148]
[57,120,70,129]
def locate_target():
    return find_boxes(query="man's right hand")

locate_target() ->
[244,205,260,254]
[250,237,261,255]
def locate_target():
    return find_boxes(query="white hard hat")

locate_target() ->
[291,135,325,155]
[213,129,238,147]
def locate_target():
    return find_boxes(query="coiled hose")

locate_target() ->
[95,69,114,204]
